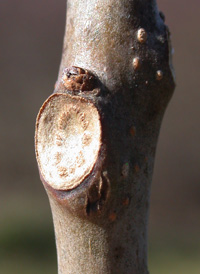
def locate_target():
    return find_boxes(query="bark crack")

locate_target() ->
[86,172,110,216]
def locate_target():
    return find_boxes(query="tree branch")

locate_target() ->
[35,0,175,273]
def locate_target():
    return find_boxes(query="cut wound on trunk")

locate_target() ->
[35,93,102,191]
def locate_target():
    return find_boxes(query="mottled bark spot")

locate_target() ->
[122,197,130,206]
[134,164,140,173]
[121,163,129,178]
[109,212,117,222]
[156,70,163,80]
[137,28,147,43]
[133,57,140,70]
[130,126,136,137]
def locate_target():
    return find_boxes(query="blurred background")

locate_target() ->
[0,0,199,273]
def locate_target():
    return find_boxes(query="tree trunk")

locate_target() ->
[35,0,175,273]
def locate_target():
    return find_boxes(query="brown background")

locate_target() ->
[0,0,199,273]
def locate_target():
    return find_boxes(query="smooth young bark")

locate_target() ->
[35,0,175,273]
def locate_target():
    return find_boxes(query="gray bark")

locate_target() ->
[35,0,175,273]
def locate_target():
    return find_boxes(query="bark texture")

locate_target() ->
[35,0,175,273]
